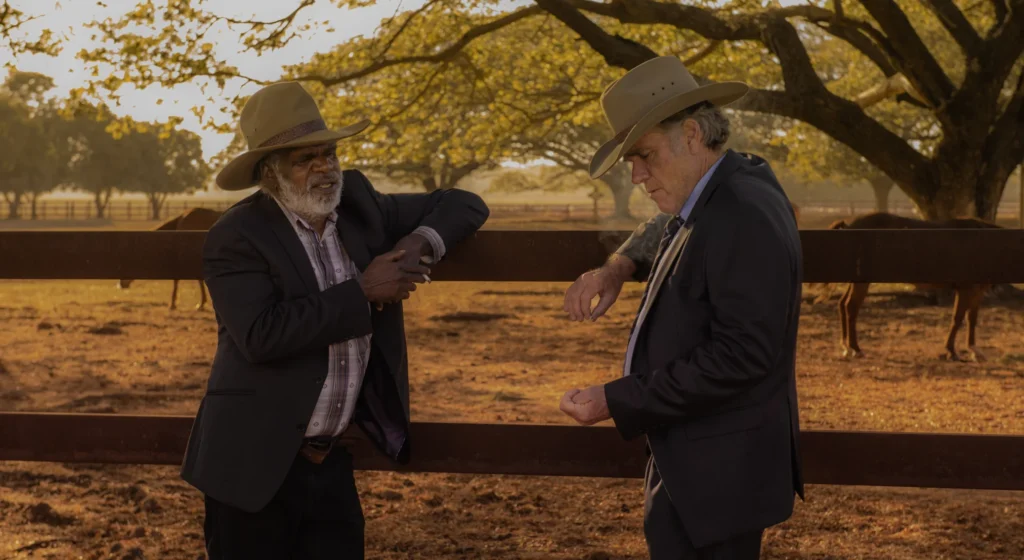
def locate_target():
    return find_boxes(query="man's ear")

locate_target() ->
[259,161,280,192]
[683,120,703,154]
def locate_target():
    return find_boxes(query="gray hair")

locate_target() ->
[658,101,730,151]
[256,151,285,196]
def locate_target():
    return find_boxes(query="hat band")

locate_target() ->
[258,119,328,148]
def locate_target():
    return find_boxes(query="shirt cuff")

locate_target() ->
[412,226,446,263]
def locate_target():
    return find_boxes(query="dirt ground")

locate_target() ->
[2,214,1023,559]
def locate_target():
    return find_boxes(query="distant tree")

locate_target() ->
[491,165,610,220]
[0,70,69,219]
[118,119,211,218]
[64,103,133,218]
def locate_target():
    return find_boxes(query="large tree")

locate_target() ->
[80,1,1024,220]
[0,71,69,220]
[117,119,212,218]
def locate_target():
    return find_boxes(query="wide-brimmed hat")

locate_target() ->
[589,56,748,179]
[215,81,370,190]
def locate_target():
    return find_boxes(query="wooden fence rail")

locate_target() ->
[1,229,1023,491]
[1,413,1021,491]
[3,229,1024,282]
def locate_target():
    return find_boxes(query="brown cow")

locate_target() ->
[823,212,1000,362]
[117,207,223,310]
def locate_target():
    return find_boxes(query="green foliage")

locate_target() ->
[0,68,210,219]
[0,2,62,58]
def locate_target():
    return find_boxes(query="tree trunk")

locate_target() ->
[29,192,40,220]
[603,167,634,219]
[147,192,167,220]
[4,192,23,220]
[93,188,112,219]
[420,176,440,192]
[868,176,892,213]
[912,173,1008,222]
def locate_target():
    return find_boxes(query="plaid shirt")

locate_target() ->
[273,198,445,439]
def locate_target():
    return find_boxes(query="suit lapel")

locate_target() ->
[632,225,693,336]
[256,194,319,294]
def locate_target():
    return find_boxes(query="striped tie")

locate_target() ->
[626,215,684,339]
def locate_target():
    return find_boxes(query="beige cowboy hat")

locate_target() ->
[589,56,749,179]
[216,81,370,190]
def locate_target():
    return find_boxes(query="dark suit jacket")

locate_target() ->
[180,169,489,512]
[605,150,804,548]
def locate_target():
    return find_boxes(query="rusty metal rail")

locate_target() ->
[2,412,1022,490]
[2,229,1024,282]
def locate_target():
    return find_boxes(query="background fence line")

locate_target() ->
[1,198,1020,222]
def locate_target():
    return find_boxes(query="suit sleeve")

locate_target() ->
[203,218,373,364]
[355,170,490,255]
[614,213,672,281]
[604,203,795,439]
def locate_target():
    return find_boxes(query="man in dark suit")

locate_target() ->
[180,81,489,559]
[559,56,803,559]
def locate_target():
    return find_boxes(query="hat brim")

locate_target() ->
[215,119,371,191]
[589,82,749,179]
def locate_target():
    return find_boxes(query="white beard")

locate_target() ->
[275,170,344,223]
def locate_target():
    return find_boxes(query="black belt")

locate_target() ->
[299,435,342,464]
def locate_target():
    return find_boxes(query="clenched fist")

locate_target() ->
[359,249,431,305]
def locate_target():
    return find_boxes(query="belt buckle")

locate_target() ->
[299,438,334,465]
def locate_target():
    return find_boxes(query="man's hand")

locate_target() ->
[563,255,635,322]
[392,233,435,270]
[559,385,611,426]
[359,249,431,305]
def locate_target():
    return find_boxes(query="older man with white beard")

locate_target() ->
[179,82,489,559]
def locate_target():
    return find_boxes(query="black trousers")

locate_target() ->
[204,445,364,559]
[644,455,763,560]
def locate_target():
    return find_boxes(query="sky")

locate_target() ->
[0,0,432,160]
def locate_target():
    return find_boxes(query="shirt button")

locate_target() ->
[349,383,355,388]
[336,403,342,408]
[314,422,320,427]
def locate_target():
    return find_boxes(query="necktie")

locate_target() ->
[625,215,684,348]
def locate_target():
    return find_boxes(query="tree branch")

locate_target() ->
[733,88,936,200]
[369,0,441,60]
[538,0,934,199]
[760,17,828,96]
[569,0,901,88]
[814,20,897,76]
[856,0,955,108]
[989,0,1008,25]
[217,0,316,52]
[682,40,722,67]
[942,3,1024,130]
[297,6,543,86]
[921,0,982,55]
[977,69,1024,198]
[535,0,658,69]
